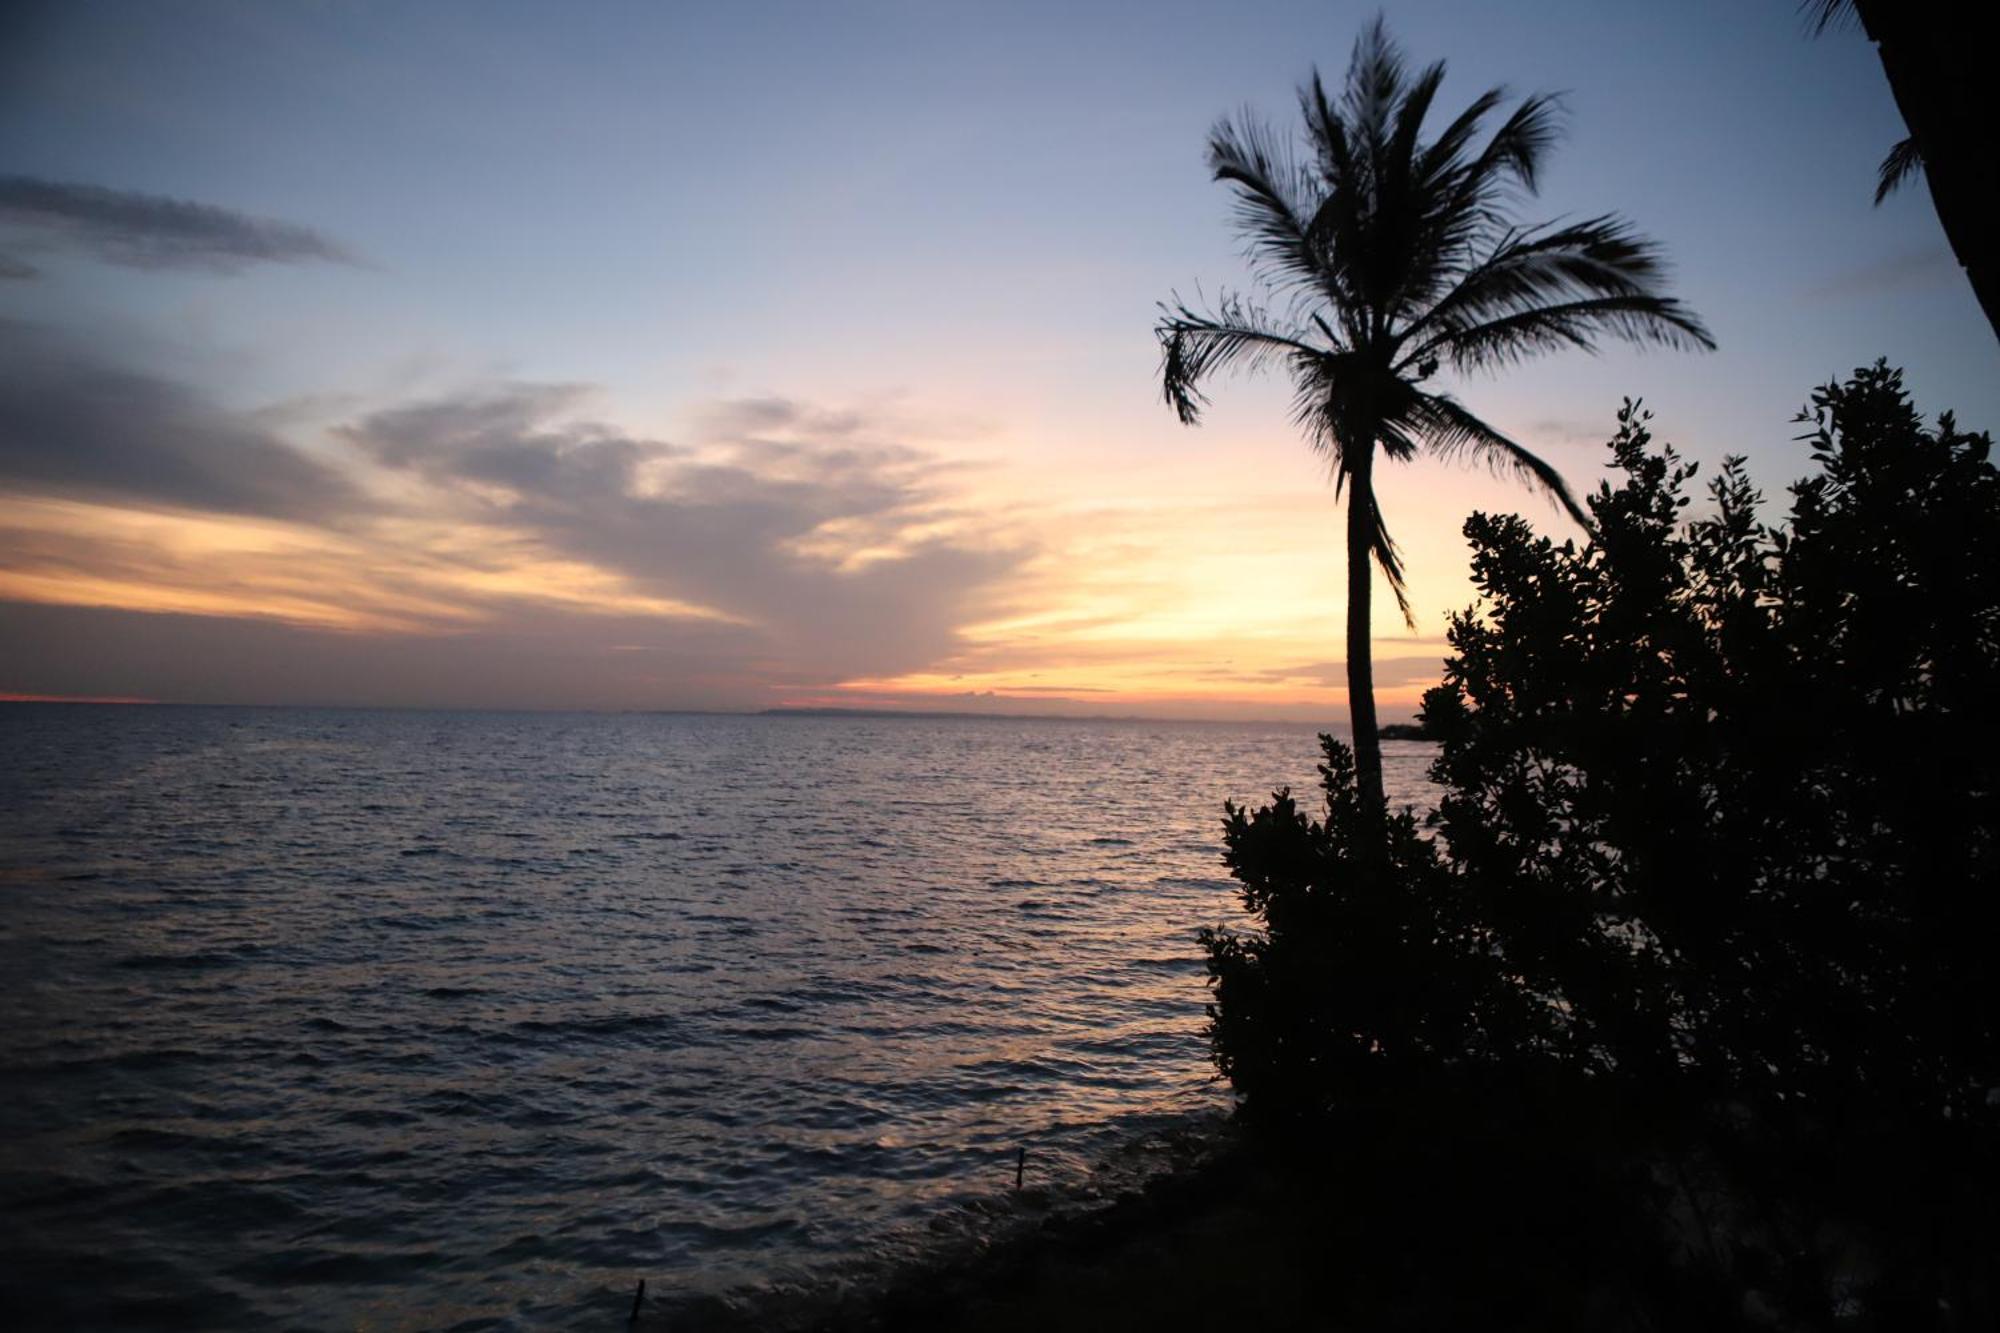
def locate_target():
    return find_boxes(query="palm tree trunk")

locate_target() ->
[1345,449,1386,818]
[1856,0,2000,344]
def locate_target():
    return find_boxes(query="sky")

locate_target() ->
[1,0,1993,720]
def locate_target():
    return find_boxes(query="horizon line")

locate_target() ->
[0,696,1425,729]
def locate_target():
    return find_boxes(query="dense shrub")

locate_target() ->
[1201,740,1535,1125]
[1207,363,2000,1123]
[1428,364,2000,1120]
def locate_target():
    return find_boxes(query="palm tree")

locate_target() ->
[1157,18,1712,818]
[1804,1,2000,343]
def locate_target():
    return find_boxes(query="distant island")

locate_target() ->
[758,707,1437,734]
[756,706,1293,726]
[758,706,1156,722]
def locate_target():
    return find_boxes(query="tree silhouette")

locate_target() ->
[1805,1,2000,343]
[1157,18,1711,816]
[1209,367,2000,1321]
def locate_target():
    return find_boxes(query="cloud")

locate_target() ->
[338,384,1031,684]
[343,384,663,502]
[0,175,355,274]
[0,598,765,711]
[0,320,364,521]
[1525,417,1610,450]
[1803,244,1957,304]
[695,395,869,441]
[0,347,1033,701]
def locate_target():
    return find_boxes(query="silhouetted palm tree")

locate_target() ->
[1804,1,2000,343]
[1157,19,1712,816]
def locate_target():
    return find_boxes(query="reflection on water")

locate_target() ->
[0,706,1437,1327]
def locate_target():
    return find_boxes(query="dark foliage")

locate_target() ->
[1202,739,1534,1125]
[1423,362,2000,1119]
[1206,364,2000,1322]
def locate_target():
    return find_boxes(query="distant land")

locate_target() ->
[756,706,1280,725]
[756,706,1429,733]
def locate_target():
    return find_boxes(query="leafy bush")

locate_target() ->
[1202,739,1536,1124]
[1207,363,2000,1126]
[1427,364,2000,1120]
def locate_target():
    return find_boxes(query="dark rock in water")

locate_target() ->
[1377,722,1433,741]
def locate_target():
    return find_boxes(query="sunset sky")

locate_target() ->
[2,0,1993,720]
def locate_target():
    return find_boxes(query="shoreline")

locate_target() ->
[641,1108,1248,1331]
[645,1076,1917,1332]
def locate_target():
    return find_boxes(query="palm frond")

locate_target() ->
[1342,16,1407,148]
[1375,416,1422,464]
[1801,0,1856,35]
[1418,85,1507,184]
[1299,69,1354,190]
[1411,393,1592,531]
[1421,293,1714,376]
[1874,136,1923,205]
[1287,353,1363,469]
[1157,293,1323,426]
[1389,59,1449,172]
[1365,490,1415,627]
[1209,112,1323,292]
[1394,85,1563,327]
[1401,216,1712,363]
[1465,91,1564,197]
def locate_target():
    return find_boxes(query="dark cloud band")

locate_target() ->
[0,321,363,521]
[0,176,355,274]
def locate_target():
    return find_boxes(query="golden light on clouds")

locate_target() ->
[829,488,1455,717]
[0,384,1503,716]
[0,496,741,636]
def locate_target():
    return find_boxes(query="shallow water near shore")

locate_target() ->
[0,705,1436,1328]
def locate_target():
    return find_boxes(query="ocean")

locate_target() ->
[0,705,1438,1328]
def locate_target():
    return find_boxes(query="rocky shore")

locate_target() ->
[640,1085,1742,1332]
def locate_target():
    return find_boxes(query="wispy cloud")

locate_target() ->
[1802,244,1957,304]
[0,320,364,521]
[1525,417,1611,451]
[339,385,1031,683]
[0,176,356,275]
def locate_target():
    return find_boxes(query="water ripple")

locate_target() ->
[0,705,1437,1328]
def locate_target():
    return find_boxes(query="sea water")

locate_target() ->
[0,706,1438,1328]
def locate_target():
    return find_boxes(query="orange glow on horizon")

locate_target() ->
[0,394,1537,716]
